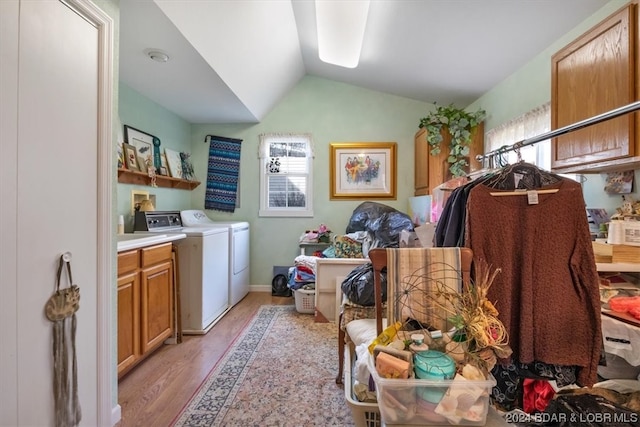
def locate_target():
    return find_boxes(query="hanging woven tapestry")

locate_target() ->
[205,135,242,212]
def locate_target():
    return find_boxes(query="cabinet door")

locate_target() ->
[414,128,429,195]
[117,271,140,376]
[551,4,636,169]
[414,123,484,195]
[140,260,174,354]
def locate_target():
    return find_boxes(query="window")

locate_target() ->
[259,133,314,217]
[484,103,579,182]
[485,103,551,169]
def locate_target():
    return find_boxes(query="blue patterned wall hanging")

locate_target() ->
[205,135,242,212]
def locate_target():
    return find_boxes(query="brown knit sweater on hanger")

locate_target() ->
[465,178,602,387]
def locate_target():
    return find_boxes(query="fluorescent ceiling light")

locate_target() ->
[316,0,370,68]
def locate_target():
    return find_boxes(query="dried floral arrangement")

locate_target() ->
[440,260,512,374]
[386,258,513,378]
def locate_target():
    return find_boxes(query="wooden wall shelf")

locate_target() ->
[117,168,200,190]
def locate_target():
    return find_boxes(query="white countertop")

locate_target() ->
[117,233,186,252]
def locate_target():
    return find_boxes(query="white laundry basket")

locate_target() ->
[294,288,315,314]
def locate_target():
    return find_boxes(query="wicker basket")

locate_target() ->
[294,288,315,314]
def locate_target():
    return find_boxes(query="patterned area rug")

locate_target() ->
[172,305,355,426]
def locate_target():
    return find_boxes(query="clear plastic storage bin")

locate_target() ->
[367,355,496,426]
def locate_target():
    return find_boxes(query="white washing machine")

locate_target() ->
[181,210,250,306]
[134,211,230,334]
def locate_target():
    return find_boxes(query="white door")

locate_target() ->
[0,1,113,425]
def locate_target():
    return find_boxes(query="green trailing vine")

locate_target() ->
[419,104,486,178]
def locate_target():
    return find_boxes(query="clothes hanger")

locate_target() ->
[489,188,559,196]
[485,147,562,196]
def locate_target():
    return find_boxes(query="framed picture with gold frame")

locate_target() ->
[330,142,397,200]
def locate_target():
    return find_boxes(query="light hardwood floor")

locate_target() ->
[116,292,295,427]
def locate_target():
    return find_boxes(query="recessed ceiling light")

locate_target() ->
[145,49,169,63]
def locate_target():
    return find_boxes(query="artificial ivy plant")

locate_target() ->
[419,104,486,178]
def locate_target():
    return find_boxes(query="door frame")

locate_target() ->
[61,0,115,425]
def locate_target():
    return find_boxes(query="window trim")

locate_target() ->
[258,133,314,218]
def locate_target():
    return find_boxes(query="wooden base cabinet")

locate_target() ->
[414,123,484,196]
[117,243,174,378]
[140,259,174,354]
[117,267,140,376]
[551,2,640,173]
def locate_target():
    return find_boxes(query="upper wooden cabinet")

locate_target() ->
[414,123,484,196]
[551,2,640,173]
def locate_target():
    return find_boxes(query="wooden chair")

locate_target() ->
[336,247,473,385]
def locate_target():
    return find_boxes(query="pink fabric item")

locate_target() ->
[629,306,640,321]
[609,296,640,313]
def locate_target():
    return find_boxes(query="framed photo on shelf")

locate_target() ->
[123,143,140,171]
[160,152,168,171]
[329,142,397,200]
[180,152,196,181]
[165,148,183,179]
[117,142,125,169]
[125,125,156,173]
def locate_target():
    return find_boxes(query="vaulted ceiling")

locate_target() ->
[119,0,606,124]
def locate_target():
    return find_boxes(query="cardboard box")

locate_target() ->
[414,223,436,248]
[592,241,640,263]
[400,230,421,248]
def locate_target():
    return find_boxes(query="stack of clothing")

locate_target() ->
[287,255,318,291]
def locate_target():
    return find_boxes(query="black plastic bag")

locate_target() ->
[345,202,413,248]
[533,394,640,427]
[340,262,387,306]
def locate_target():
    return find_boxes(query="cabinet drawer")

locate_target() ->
[141,243,172,268]
[118,250,139,275]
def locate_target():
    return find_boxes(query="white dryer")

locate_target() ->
[181,210,250,306]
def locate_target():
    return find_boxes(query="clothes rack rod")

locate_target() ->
[476,100,640,162]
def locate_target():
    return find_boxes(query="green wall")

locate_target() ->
[468,0,633,216]
[190,76,432,287]
[117,83,193,231]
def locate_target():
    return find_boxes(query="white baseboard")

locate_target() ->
[250,284,271,293]
[111,403,121,426]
